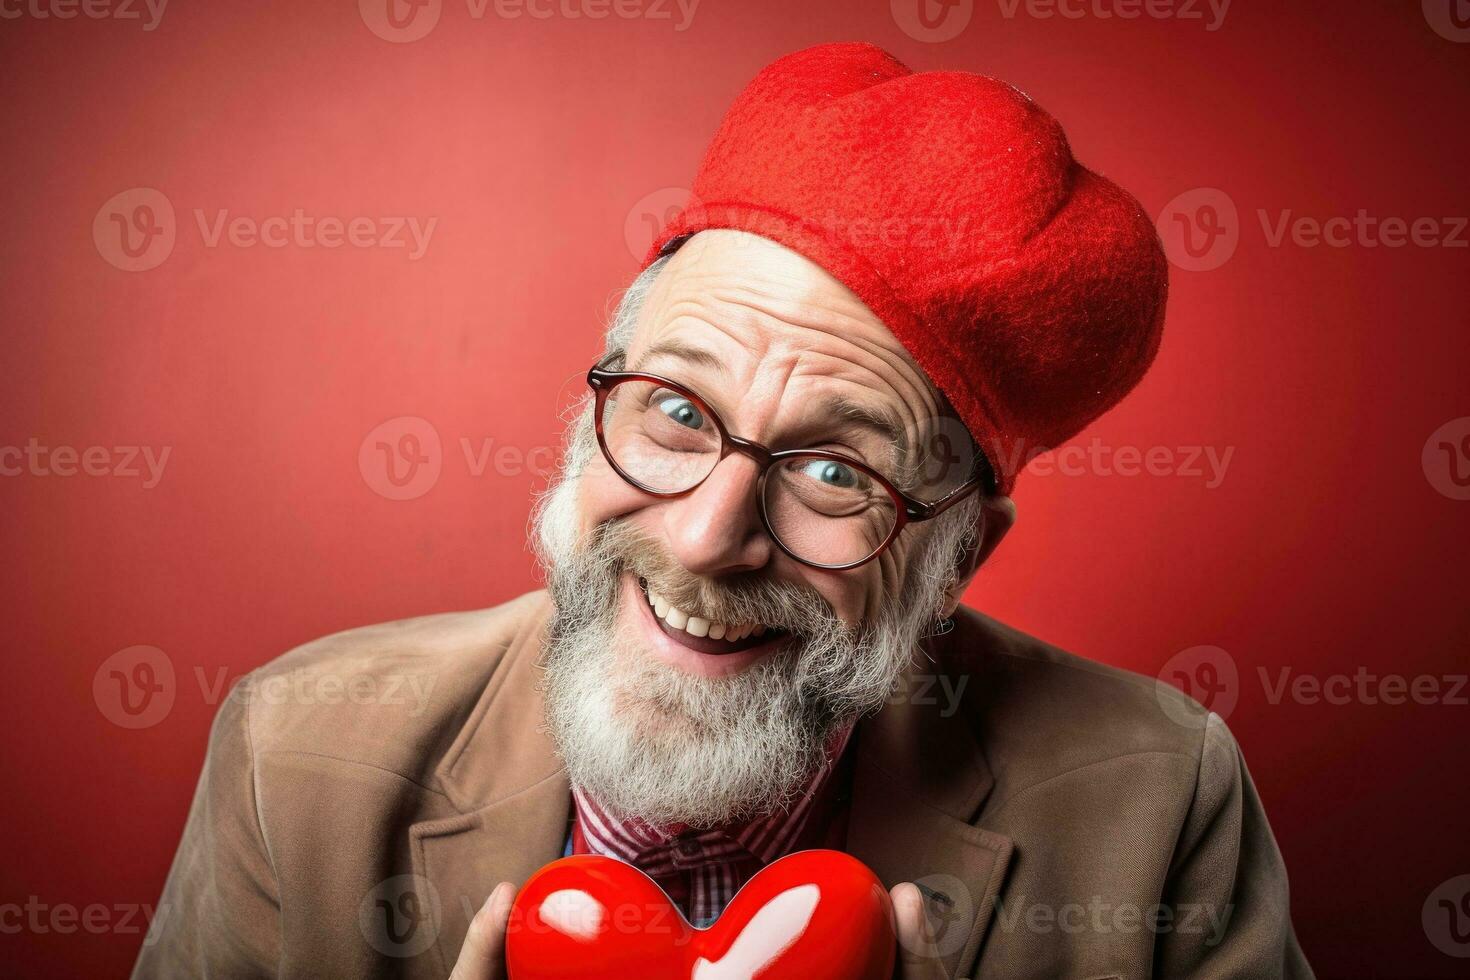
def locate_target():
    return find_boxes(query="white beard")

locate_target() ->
[532,408,978,829]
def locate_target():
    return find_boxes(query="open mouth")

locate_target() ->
[637,577,789,656]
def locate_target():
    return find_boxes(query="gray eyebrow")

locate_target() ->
[821,397,905,449]
[816,397,914,484]
[630,339,728,375]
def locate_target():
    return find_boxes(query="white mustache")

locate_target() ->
[598,519,847,640]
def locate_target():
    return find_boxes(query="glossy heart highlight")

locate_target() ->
[506,849,896,979]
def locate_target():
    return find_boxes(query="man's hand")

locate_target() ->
[892,882,948,979]
[449,881,515,980]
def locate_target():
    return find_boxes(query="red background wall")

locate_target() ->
[2,1,1467,976]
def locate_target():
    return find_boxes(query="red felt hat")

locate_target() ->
[644,42,1167,496]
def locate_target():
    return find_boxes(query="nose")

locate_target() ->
[661,453,774,577]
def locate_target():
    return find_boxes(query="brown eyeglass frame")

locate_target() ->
[588,364,994,571]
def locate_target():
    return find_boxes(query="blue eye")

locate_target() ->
[657,395,705,430]
[798,459,860,489]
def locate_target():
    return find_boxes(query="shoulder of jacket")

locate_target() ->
[942,604,1218,790]
[229,590,551,784]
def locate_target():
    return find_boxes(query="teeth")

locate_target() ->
[643,587,768,644]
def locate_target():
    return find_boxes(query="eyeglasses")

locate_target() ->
[587,362,992,570]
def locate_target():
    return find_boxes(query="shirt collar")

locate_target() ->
[572,720,855,869]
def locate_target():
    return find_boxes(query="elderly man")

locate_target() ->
[136,43,1309,979]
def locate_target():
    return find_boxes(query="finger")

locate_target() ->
[891,883,946,979]
[449,881,516,980]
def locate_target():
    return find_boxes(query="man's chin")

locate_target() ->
[606,693,698,740]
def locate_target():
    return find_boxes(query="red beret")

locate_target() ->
[644,42,1167,496]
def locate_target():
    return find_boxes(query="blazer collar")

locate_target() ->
[411,595,572,975]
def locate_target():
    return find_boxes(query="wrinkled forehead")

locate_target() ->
[624,230,979,493]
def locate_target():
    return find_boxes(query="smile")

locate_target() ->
[634,577,790,658]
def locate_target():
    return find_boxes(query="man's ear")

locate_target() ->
[941,495,1016,617]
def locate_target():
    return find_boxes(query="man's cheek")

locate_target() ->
[861,548,908,621]
[577,458,651,530]
[801,566,880,628]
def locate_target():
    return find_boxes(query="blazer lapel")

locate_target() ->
[409,599,572,976]
[847,658,1014,979]
[412,775,570,976]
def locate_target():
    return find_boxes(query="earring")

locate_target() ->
[931,616,955,636]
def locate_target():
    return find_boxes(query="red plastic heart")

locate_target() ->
[505,848,896,979]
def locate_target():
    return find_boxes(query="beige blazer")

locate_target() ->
[133,591,1311,979]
